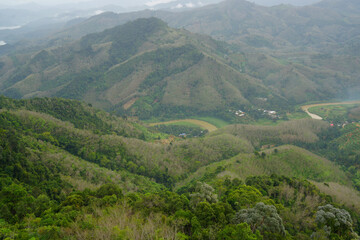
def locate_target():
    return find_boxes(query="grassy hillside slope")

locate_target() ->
[177,145,350,188]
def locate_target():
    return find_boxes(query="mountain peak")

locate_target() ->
[80,17,167,47]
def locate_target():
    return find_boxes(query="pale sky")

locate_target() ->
[2,0,88,5]
[1,0,321,7]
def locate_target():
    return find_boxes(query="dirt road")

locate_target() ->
[301,100,360,120]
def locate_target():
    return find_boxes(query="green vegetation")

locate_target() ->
[2,16,358,122]
[177,145,350,189]
[166,121,202,128]
[286,110,310,120]
[150,124,208,138]
[149,119,218,132]
[253,118,286,126]
[214,119,329,148]
[1,0,360,238]
[298,123,360,190]
[0,96,149,139]
[0,96,360,239]
[309,104,360,123]
[3,173,356,240]
[192,116,230,128]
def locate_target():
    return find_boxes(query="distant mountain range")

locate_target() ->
[0,17,358,120]
[49,0,360,55]
[0,0,359,120]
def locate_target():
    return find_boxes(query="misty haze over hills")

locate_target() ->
[0,0,328,49]
[0,0,321,8]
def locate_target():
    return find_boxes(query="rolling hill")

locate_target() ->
[1,96,359,239]
[177,145,350,187]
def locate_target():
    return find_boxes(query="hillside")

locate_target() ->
[0,96,353,187]
[49,0,360,54]
[2,1,360,239]
[177,145,350,188]
[0,96,355,189]
[0,18,292,121]
[1,96,360,239]
[41,0,360,102]
[0,17,358,121]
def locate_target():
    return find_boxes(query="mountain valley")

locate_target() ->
[1,0,360,239]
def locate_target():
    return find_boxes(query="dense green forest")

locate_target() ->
[1,96,360,239]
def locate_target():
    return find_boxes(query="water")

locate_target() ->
[0,41,6,46]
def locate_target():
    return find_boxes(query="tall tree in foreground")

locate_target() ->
[233,202,286,239]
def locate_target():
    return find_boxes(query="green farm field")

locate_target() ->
[149,118,218,132]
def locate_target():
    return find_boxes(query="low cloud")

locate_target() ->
[94,10,105,15]
[173,3,184,8]
[145,0,176,7]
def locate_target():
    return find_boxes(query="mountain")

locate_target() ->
[3,0,358,58]
[0,18,286,120]
[253,0,321,6]
[35,0,360,105]
[162,0,360,54]
[0,17,358,121]
[2,1,360,239]
[48,0,360,53]
[147,0,221,10]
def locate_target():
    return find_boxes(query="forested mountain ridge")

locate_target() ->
[0,17,358,121]
[43,0,360,102]
[0,18,286,120]
[1,96,360,239]
[50,0,360,54]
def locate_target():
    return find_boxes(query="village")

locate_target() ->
[229,108,280,120]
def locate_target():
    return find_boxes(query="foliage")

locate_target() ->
[3,16,356,121]
[217,223,263,240]
[0,96,358,239]
[315,204,358,239]
[233,202,286,238]
[189,182,218,208]
[297,123,360,190]
[0,96,147,139]
[308,104,360,124]
[150,124,208,138]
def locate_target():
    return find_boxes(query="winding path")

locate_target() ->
[301,100,360,120]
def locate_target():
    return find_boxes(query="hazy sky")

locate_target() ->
[1,0,321,6]
[1,0,100,6]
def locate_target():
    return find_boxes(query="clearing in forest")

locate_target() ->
[149,119,218,132]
